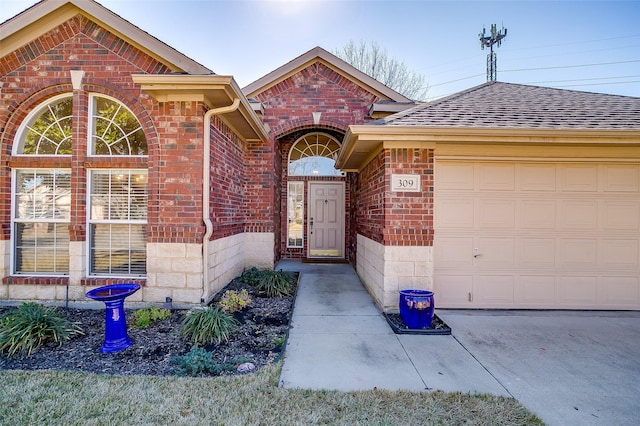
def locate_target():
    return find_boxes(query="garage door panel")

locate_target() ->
[520,275,556,305]
[476,237,515,267]
[559,238,597,266]
[600,276,640,306]
[478,163,515,191]
[477,275,514,304]
[520,163,557,191]
[601,202,640,231]
[602,164,639,192]
[436,198,474,228]
[599,239,639,268]
[520,200,556,229]
[437,162,474,190]
[477,199,515,228]
[435,237,473,268]
[559,200,598,229]
[558,276,598,306]
[435,275,472,306]
[520,238,556,268]
[561,164,598,192]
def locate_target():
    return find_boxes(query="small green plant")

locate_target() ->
[171,346,250,377]
[180,306,239,345]
[130,306,171,329]
[240,267,262,286]
[255,269,296,297]
[218,289,252,313]
[0,302,84,358]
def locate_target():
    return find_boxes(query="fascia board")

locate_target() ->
[243,46,411,102]
[1,0,212,75]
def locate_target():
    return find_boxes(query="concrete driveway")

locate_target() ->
[439,310,640,426]
[277,261,640,425]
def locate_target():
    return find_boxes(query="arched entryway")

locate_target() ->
[280,131,348,260]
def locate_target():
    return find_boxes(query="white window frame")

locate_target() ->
[88,93,148,157]
[87,169,148,278]
[287,181,304,248]
[12,93,73,157]
[11,168,71,275]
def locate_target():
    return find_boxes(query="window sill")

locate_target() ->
[3,276,69,285]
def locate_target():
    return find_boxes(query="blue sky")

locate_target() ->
[2,0,639,100]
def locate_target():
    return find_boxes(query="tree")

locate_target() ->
[333,40,428,101]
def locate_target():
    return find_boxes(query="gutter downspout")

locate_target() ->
[201,98,241,303]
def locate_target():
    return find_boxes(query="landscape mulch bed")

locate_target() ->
[0,275,297,377]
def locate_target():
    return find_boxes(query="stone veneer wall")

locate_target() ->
[205,232,274,304]
[357,234,433,312]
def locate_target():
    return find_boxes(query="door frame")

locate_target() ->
[307,181,345,259]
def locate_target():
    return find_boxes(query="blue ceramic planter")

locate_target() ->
[399,290,435,329]
[86,284,140,353]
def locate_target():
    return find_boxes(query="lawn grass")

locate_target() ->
[0,363,543,425]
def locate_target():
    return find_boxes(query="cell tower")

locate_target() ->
[479,24,507,81]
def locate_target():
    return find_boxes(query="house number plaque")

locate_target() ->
[391,174,421,192]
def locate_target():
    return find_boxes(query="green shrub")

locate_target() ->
[255,269,296,297]
[218,289,252,313]
[240,267,262,286]
[171,346,250,377]
[180,307,238,345]
[130,306,171,329]
[0,302,84,358]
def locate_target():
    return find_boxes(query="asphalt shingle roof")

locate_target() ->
[374,81,640,130]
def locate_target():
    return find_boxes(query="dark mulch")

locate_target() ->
[0,276,296,377]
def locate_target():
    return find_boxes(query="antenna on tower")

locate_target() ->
[479,24,507,81]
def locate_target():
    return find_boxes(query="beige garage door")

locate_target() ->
[434,160,640,310]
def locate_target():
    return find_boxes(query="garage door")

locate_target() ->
[434,160,640,310]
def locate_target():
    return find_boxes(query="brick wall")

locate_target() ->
[253,62,378,259]
[384,148,434,246]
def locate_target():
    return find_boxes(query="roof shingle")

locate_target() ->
[373,82,640,130]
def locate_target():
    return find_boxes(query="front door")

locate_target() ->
[308,182,344,258]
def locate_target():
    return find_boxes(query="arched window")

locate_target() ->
[11,94,148,277]
[91,95,147,155]
[15,95,73,155]
[288,132,343,176]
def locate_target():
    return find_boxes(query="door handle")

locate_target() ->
[309,217,314,235]
[473,248,481,258]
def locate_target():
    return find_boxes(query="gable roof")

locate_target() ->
[0,0,212,75]
[242,46,412,103]
[374,81,640,130]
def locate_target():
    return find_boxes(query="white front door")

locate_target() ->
[308,182,344,258]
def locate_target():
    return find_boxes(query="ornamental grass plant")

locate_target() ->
[0,302,84,358]
[180,306,239,345]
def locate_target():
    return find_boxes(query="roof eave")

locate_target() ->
[336,125,640,171]
[0,0,212,75]
[132,74,268,141]
[242,46,412,102]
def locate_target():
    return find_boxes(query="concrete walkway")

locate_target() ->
[276,260,640,426]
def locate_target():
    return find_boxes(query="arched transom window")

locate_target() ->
[288,132,343,176]
[12,94,147,277]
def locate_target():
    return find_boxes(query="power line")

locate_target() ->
[526,75,640,84]
[502,59,640,73]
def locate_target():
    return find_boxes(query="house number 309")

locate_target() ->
[391,174,421,192]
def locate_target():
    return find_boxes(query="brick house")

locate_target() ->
[2,0,639,311]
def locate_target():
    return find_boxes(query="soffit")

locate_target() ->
[242,46,412,102]
[0,0,212,74]
[132,74,268,141]
[336,126,640,172]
